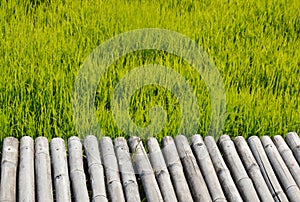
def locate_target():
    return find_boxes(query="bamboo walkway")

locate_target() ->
[0,132,299,202]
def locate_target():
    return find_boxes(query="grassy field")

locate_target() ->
[0,0,299,141]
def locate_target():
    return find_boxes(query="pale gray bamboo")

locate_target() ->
[190,135,227,202]
[273,135,300,186]
[35,137,53,202]
[261,136,300,202]
[218,135,259,202]
[128,136,163,202]
[233,136,273,202]
[162,136,193,202]
[147,137,177,202]
[248,136,288,202]
[204,136,243,202]
[83,135,108,202]
[68,136,89,202]
[50,138,71,202]
[114,137,141,202]
[0,137,19,202]
[175,135,212,202]
[18,136,35,202]
[285,132,300,164]
[99,137,125,202]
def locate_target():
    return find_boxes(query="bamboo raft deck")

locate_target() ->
[0,132,299,202]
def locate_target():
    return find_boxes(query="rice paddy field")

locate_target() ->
[0,0,299,141]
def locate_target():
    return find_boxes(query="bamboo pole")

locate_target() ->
[128,136,163,202]
[285,132,300,164]
[261,136,300,202]
[190,135,226,202]
[162,136,193,202]
[204,136,243,202]
[50,138,71,202]
[273,135,300,186]
[18,136,35,202]
[218,135,259,202]
[83,135,108,202]
[35,137,53,202]
[99,137,125,202]
[248,136,288,202]
[147,137,177,202]
[114,137,141,202]
[0,137,19,202]
[233,136,273,201]
[68,136,89,202]
[174,135,212,202]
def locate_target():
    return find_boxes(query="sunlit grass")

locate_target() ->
[0,0,299,141]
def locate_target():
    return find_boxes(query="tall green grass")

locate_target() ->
[0,0,299,141]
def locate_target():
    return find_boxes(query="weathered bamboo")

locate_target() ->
[18,136,35,202]
[273,135,300,186]
[128,136,163,202]
[204,136,243,202]
[0,137,19,202]
[35,137,53,202]
[285,132,300,164]
[147,137,177,202]
[261,136,300,202]
[50,138,71,202]
[233,136,273,201]
[248,136,288,202]
[68,136,89,202]
[218,135,259,202]
[162,136,193,202]
[114,137,141,202]
[175,135,212,202]
[99,137,125,202]
[190,135,226,202]
[2,133,300,202]
[83,135,108,202]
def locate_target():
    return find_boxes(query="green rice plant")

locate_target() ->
[0,0,299,141]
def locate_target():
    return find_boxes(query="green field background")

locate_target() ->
[0,0,299,141]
